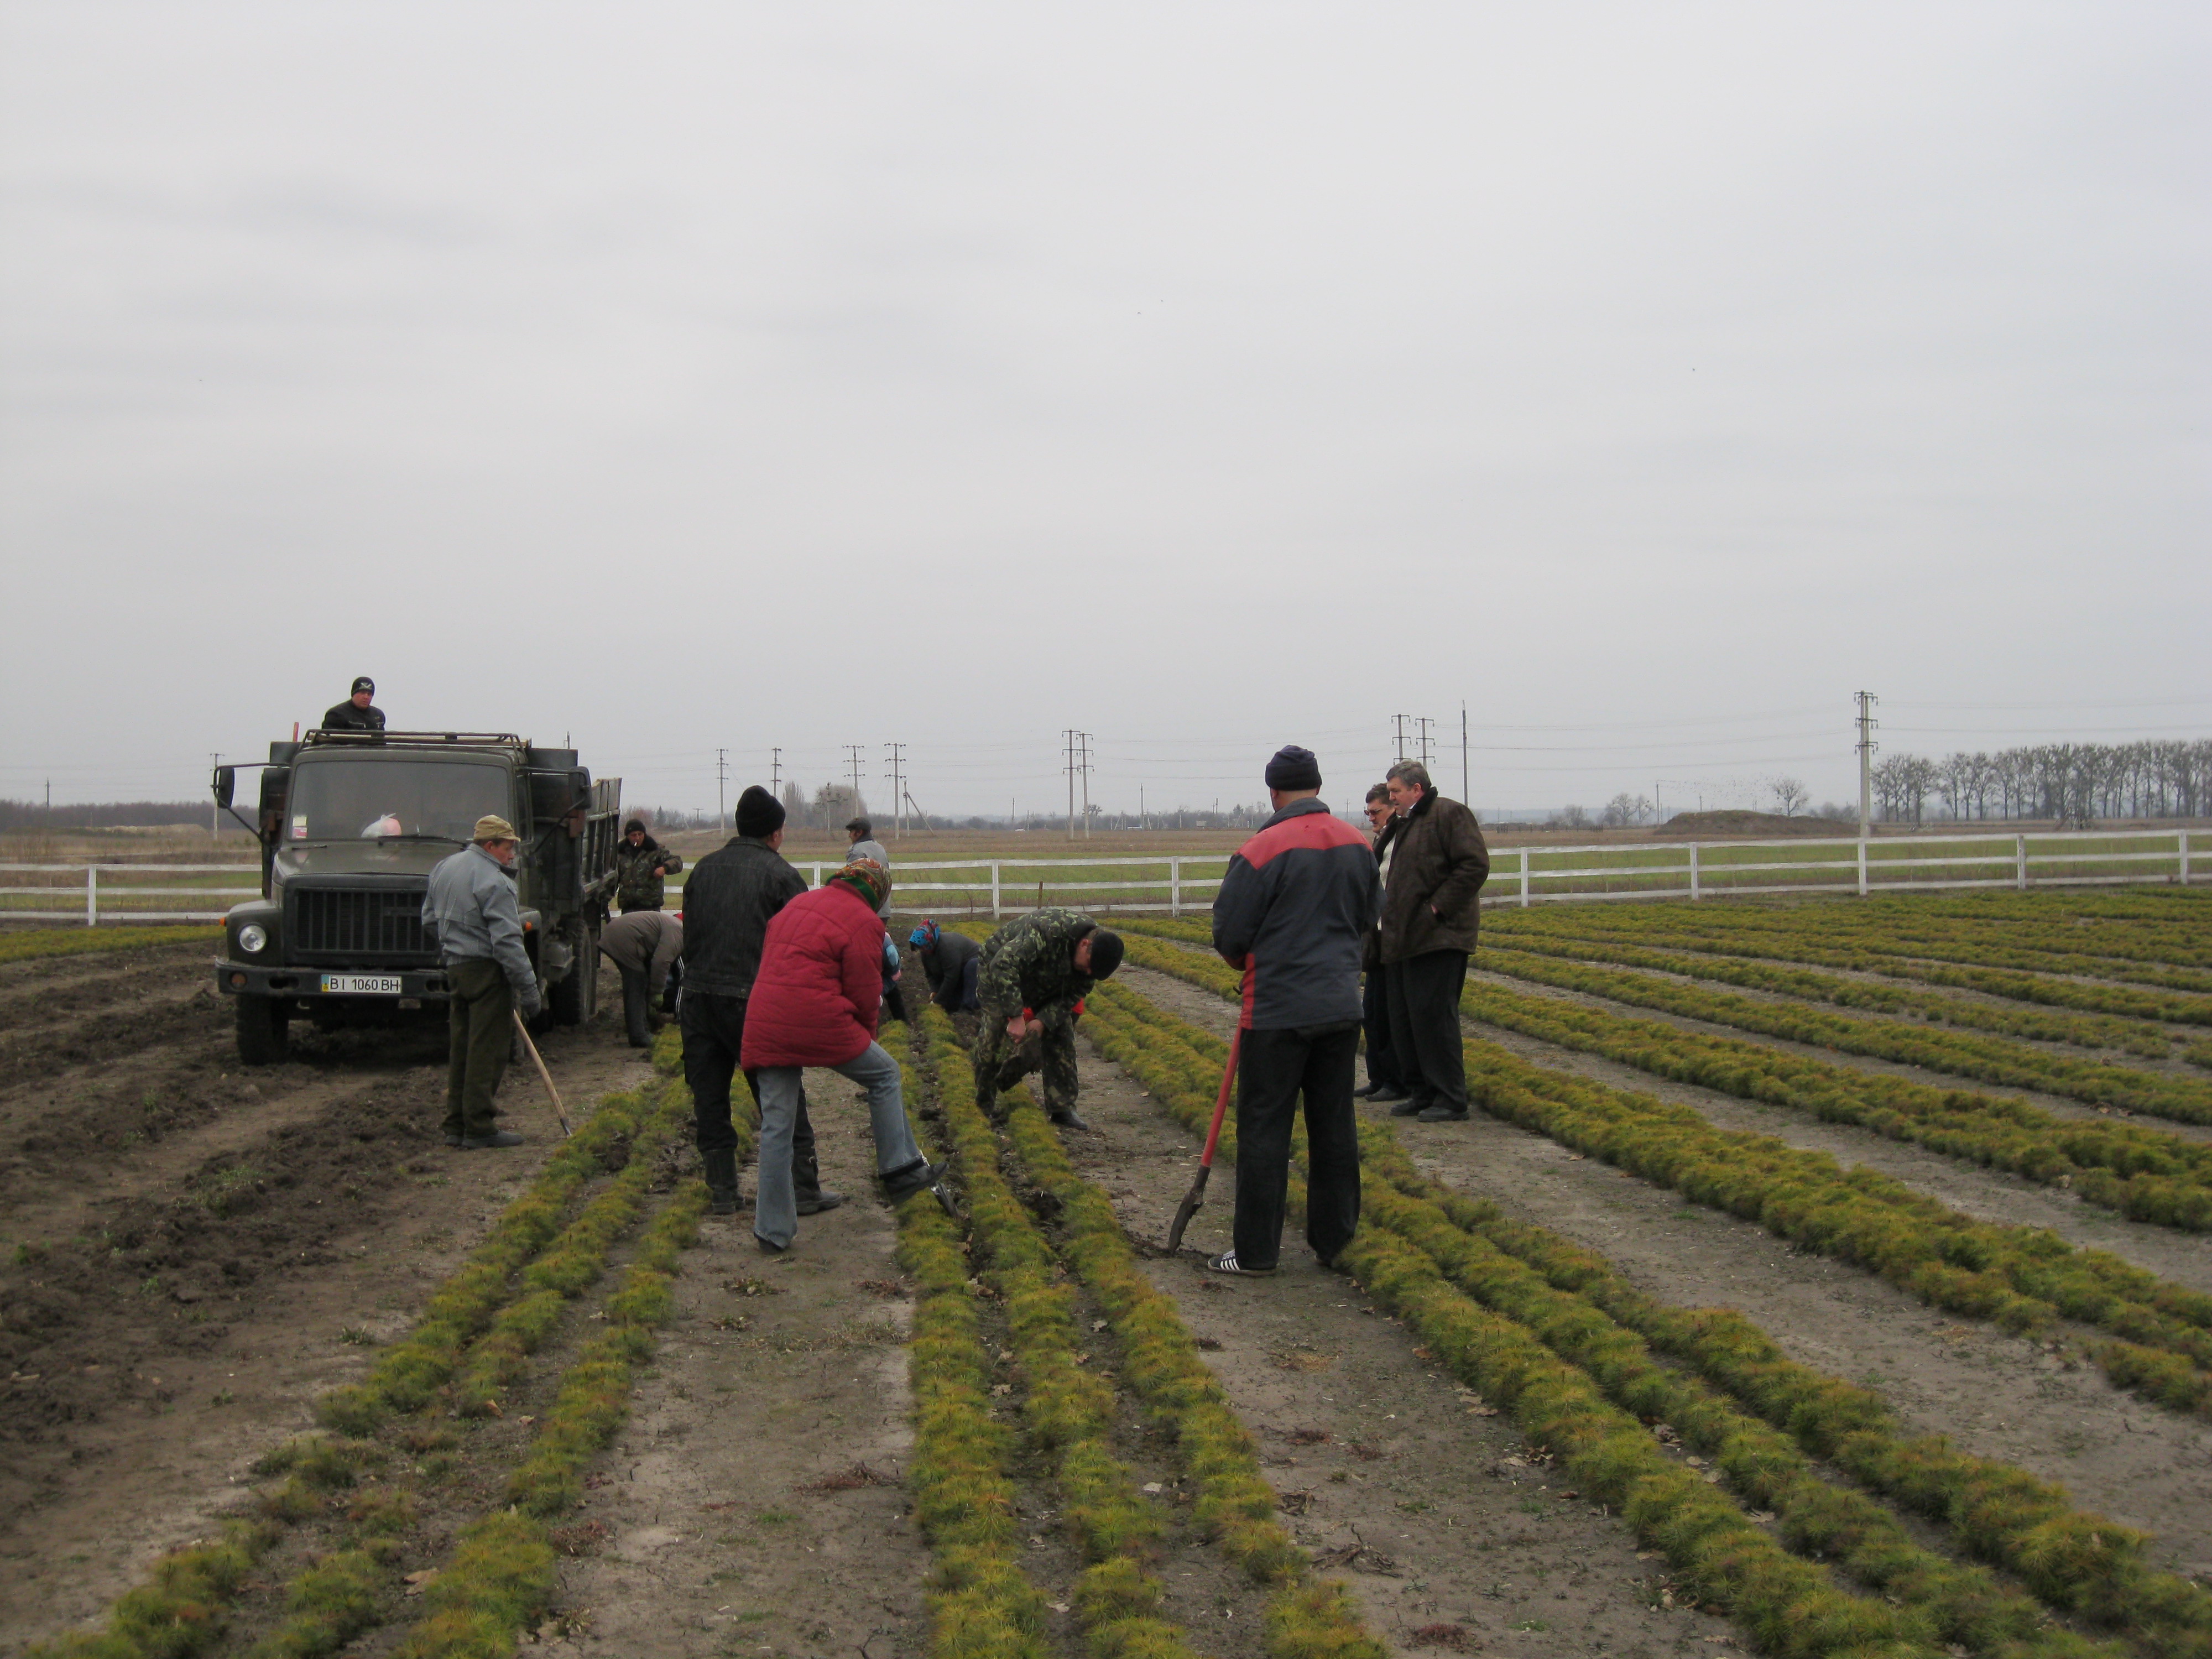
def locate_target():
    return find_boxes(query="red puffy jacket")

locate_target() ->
[739,883,885,1068]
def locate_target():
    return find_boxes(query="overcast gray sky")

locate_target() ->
[3,2,2205,821]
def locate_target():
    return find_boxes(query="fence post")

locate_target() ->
[1857,838,1868,898]
[1520,847,1531,908]
[990,861,1001,920]
[2015,835,2028,891]
[2179,829,2190,886]
[86,864,98,927]
[1169,858,1181,917]
[812,862,823,889]
[1689,843,1701,901]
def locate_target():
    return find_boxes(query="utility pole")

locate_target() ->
[1392,713,1410,763]
[715,748,729,833]
[1063,729,1078,839]
[884,743,907,839]
[1416,717,1436,772]
[1461,702,1469,804]
[1855,691,1879,838]
[770,747,782,795]
[210,754,222,839]
[844,744,865,822]
[1078,732,1094,838]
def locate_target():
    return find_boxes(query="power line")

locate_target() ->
[715,748,729,833]
[884,743,907,840]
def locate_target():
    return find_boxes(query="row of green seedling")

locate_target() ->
[1079,986,1958,1659]
[890,1027,1060,1659]
[1108,935,2212,1418]
[0,924,223,967]
[934,1006,1388,1659]
[1513,896,2212,993]
[33,1035,695,1657]
[1107,917,2212,1229]
[1470,942,2212,1125]
[1088,979,2212,1659]
[1482,908,2212,1023]
[1482,927,2182,1053]
[912,1014,1211,1659]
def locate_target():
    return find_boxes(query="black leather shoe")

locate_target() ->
[1389,1097,1427,1117]
[1352,1082,1381,1099]
[1048,1110,1091,1132]
[755,1234,789,1254]
[461,1130,525,1149]
[1417,1105,1469,1123]
[795,1191,846,1216]
[882,1160,948,1202]
[444,1133,465,1148]
[1368,1086,1410,1103]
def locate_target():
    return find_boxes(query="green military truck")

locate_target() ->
[211,730,624,1065]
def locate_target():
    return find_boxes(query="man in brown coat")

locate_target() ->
[1377,760,1489,1121]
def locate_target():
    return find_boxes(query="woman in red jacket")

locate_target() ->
[740,861,943,1251]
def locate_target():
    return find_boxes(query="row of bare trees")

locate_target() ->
[1872,739,2211,827]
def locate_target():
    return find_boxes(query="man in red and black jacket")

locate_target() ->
[1207,745,1382,1275]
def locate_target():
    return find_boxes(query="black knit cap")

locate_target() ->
[351,676,374,696]
[1086,929,1124,980]
[736,786,785,838]
[624,818,646,836]
[1264,744,1322,791]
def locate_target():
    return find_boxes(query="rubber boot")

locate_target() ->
[702,1146,742,1215]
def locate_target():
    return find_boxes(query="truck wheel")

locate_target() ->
[549,921,597,1027]
[236,995,290,1066]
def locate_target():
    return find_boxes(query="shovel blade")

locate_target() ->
[1165,1166,1212,1253]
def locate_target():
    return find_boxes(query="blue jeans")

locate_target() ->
[753,1042,924,1249]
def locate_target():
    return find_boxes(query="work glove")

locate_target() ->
[520,990,544,1021]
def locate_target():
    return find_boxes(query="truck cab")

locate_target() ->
[212,731,622,1065]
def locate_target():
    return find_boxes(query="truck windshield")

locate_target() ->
[288,760,509,843]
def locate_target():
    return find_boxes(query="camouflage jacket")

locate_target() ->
[977,907,1095,1016]
[613,837,684,911]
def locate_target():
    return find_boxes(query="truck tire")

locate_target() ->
[236,994,290,1066]
[550,922,597,1027]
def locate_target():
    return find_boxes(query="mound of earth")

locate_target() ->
[1662,810,1857,836]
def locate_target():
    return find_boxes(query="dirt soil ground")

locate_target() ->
[8,924,2211,1657]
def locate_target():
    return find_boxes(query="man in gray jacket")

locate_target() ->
[599,909,682,1048]
[422,814,542,1149]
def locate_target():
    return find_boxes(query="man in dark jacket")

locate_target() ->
[613,820,683,912]
[321,676,385,733]
[679,786,841,1217]
[909,920,982,1031]
[1207,745,1380,1274]
[598,909,682,1048]
[972,907,1123,1129]
[1355,784,1408,1102]
[1378,760,1490,1122]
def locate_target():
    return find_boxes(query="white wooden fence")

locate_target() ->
[1,828,2199,927]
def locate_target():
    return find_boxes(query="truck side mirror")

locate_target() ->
[213,764,236,809]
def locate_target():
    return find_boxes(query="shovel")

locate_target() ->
[511,1011,574,1138]
[1165,1027,1241,1253]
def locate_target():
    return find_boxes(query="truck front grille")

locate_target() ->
[290,888,430,962]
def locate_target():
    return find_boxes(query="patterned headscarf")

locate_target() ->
[828,858,890,912]
[909,920,940,951]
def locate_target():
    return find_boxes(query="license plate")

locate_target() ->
[321,974,403,995]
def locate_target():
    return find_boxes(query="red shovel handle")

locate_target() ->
[1199,1029,1241,1168]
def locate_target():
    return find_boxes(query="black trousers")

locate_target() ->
[1233,1022,1361,1270]
[1360,969,1401,1089]
[1384,950,1469,1114]
[680,990,822,1198]
[617,964,654,1047]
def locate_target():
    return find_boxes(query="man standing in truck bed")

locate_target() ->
[421,814,542,1150]
[971,908,1123,1131]
[321,676,385,733]
[680,786,842,1218]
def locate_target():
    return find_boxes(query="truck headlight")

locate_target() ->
[237,924,268,955]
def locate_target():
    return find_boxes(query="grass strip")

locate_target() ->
[1079,989,1944,1658]
[317,1086,656,1433]
[0,924,221,965]
[1110,934,2212,1418]
[1481,928,2178,1055]
[1471,943,2212,1126]
[1103,917,2212,1229]
[1485,912,2212,1025]
[962,1008,1386,1659]
[914,1013,1209,1659]
[1089,979,2212,1659]
[891,1028,1057,1659]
